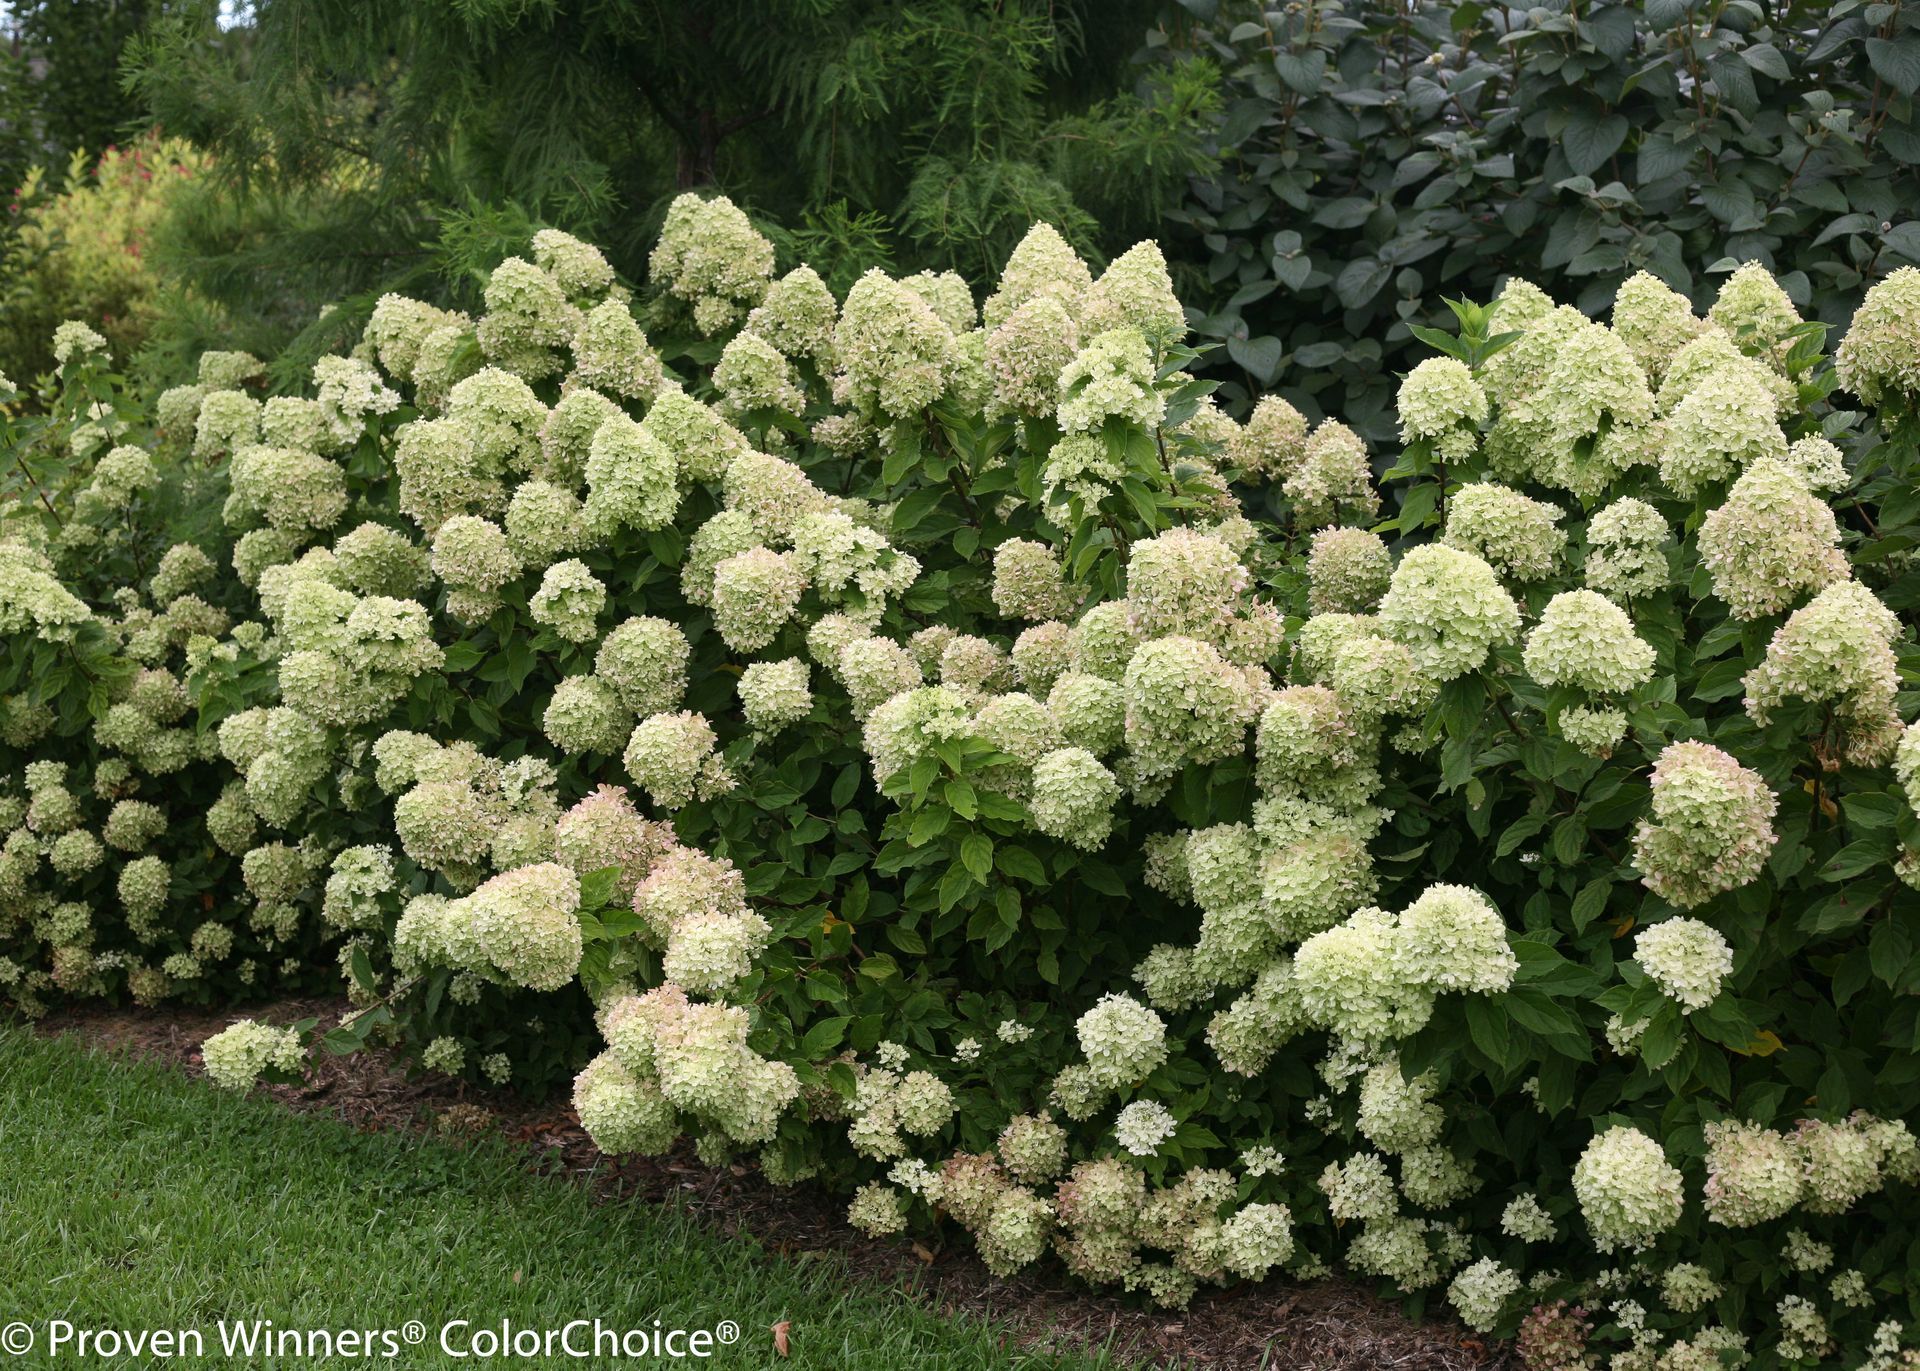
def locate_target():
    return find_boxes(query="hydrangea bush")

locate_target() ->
[7,200,1920,1366]
[0,336,332,1013]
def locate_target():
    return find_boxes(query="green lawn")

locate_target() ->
[0,1029,1124,1369]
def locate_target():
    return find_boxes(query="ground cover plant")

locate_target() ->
[4,197,1920,1368]
[0,1027,1124,1371]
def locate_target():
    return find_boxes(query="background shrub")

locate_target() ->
[0,134,204,383]
[1151,0,1920,436]
[0,0,158,208]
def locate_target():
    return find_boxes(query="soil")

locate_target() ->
[32,997,1517,1371]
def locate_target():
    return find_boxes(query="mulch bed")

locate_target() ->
[32,998,1515,1371]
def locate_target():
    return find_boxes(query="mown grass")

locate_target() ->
[0,1028,1126,1369]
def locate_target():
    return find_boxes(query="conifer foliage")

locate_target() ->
[124,0,1217,372]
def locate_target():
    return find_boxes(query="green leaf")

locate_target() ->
[880,425,922,486]
[1216,96,1270,146]
[1820,839,1894,882]
[908,805,951,847]
[1395,481,1439,531]
[1226,334,1284,384]
[424,971,448,1019]
[1868,35,1920,96]
[1335,257,1392,310]
[1465,994,1512,1067]
[1273,48,1328,96]
[1871,915,1915,987]
[1562,111,1629,176]
[959,831,994,880]
[1406,323,1465,359]
[995,845,1048,885]
[1551,816,1587,866]
[1076,858,1128,897]
[1119,476,1164,532]
[1691,657,1749,701]
[1638,1004,1682,1069]
[1496,814,1547,858]
[1504,988,1593,1060]
[799,1016,851,1058]
[441,640,485,672]
[1272,250,1312,291]
[1513,939,1601,995]
[886,922,927,955]
[578,865,620,912]
[943,778,978,820]
[1571,878,1613,932]
[1737,41,1789,80]
[938,861,975,912]
[1843,791,1903,830]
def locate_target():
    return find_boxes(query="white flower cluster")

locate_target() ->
[1573,1125,1685,1251]
[634,848,770,997]
[1292,885,1516,1042]
[321,844,396,930]
[1399,358,1488,458]
[397,861,582,991]
[1743,580,1903,766]
[648,194,775,335]
[1583,497,1669,603]
[1522,589,1655,695]
[201,1018,305,1091]
[1632,742,1777,909]
[1442,482,1563,582]
[1698,458,1847,620]
[1837,267,1920,406]
[1633,917,1734,1012]
[1703,1112,1919,1228]
[623,711,734,811]
[579,984,799,1156]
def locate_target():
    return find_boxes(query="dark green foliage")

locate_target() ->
[1152,0,1920,437]
[125,0,1218,381]
[0,1,157,200]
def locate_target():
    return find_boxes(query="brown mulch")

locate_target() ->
[32,998,1515,1371]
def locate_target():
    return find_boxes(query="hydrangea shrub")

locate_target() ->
[7,201,1920,1366]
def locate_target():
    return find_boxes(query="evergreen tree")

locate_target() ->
[1,0,159,205]
[127,0,1218,378]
